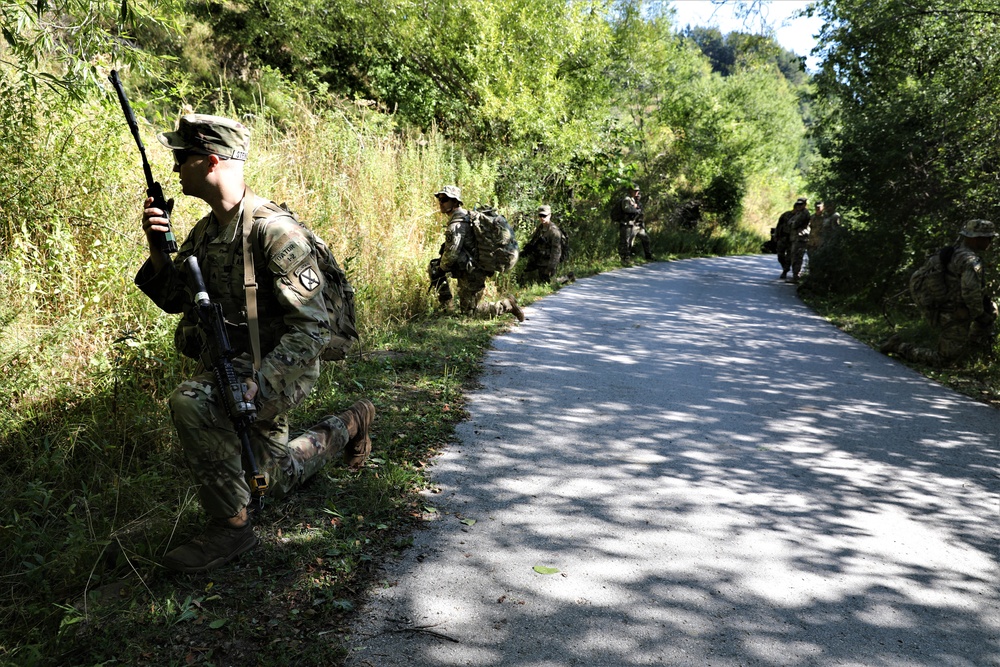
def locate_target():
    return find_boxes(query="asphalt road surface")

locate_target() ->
[346,255,1000,667]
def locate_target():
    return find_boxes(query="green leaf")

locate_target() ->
[459,518,476,526]
[533,565,559,575]
[209,619,227,629]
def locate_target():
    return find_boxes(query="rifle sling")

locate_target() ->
[241,187,262,372]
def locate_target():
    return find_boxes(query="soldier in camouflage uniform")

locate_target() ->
[616,185,654,264]
[806,201,826,261]
[137,114,375,573]
[775,197,809,280]
[520,205,573,285]
[427,185,524,321]
[881,220,998,366]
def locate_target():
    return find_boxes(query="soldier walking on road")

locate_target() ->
[775,197,809,281]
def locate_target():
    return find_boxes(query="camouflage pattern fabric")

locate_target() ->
[521,219,564,283]
[438,207,475,275]
[136,194,339,518]
[455,267,519,317]
[617,195,648,261]
[169,356,350,516]
[807,212,826,253]
[774,210,795,273]
[893,243,997,367]
[429,207,516,317]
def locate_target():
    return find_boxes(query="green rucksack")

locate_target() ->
[468,206,519,274]
[909,246,955,314]
[249,200,359,361]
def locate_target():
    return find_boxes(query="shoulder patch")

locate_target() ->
[270,239,311,274]
[297,264,322,293]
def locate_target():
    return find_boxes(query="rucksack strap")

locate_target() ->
[241,187,262,372]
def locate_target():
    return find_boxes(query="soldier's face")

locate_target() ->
[437,196,457,214]
[174,151,209,196]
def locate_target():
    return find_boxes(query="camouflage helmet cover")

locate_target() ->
[959,219,996,238]
[157,114,250,160]
[434,185,463,204]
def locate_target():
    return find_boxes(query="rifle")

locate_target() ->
[108,69,178,254]
[185,256,268,512]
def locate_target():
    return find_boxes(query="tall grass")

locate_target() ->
[0,76,772,661]
[0,83,498,654]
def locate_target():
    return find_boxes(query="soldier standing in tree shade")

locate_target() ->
[137,114,375,573]
[615,184,654,264]
[520,205,573,285]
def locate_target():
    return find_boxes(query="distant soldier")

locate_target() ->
[427,185,524,321]
[806,201,826,259]
[613,184,654,264]
[775,197,808,280]
[520,205,573,285]
[881,219,998,366]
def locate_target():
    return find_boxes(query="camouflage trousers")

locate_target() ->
[894,314,991,367]
[619,223,651,261]
[168,355,349,519]
[431,264,518,317]
[776,238,791,273]
[521,254,561,285]
[791,237,809,276]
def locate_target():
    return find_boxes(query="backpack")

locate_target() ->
[609,197,628,223]
[468,206,519,274]
[909,246,955,314]
[248,200,359,362]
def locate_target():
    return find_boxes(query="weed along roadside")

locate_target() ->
[35,313,512,666]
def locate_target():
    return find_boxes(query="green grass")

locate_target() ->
[1,312,504,667]
[0,75,772,666]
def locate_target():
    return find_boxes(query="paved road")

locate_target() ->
[346,255,1000,667]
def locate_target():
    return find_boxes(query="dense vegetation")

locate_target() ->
[7,0,1000,664]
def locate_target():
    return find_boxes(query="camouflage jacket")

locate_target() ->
[776,209,809,242]
[944,244,990,320]
[620,196,643,226]
[135,194,331,394]
[523,220,564,264]
[438,207,475,274]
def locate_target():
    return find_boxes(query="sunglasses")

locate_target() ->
[173,149,231,167]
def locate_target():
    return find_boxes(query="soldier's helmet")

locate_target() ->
[795,197,808,206]
[537,205,551,217]
[959,219,996,238]
[433,185,463,204]
[157,114,250,160]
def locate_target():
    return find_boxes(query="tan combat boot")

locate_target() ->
[506,295,525,322]
[162,517,257,573]
[340,399,376,468]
